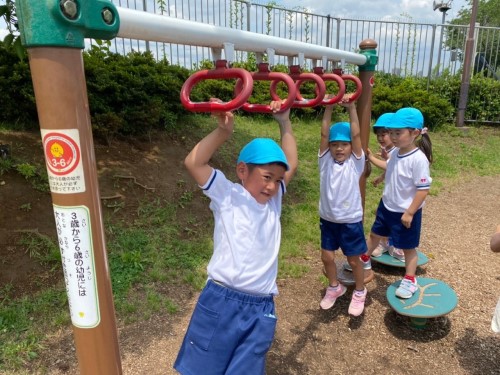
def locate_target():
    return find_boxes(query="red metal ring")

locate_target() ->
[180,66,253,112]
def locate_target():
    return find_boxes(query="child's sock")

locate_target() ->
[329,283,340,289]
[360,254,370,262]
[404,275,416,283]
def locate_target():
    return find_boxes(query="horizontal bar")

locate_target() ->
[116,7,367,66]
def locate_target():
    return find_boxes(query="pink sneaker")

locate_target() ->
[348,288,367,316]
[320,284,347,310]
[372,240,390,257]
[388,246,405,262]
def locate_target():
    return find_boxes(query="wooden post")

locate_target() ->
[28,47,122,374]
[357,39,378,213]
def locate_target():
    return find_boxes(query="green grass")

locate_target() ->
[1,118,499,372]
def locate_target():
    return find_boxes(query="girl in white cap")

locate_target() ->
[365,107,433,299]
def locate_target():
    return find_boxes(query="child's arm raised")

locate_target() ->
[339,94,362,158]
[320,98,335,154]
[184,101,234,186]
[271,101,298,186]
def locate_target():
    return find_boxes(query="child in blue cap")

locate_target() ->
[364,107,433,299]
[368,113,402,259]
[318,94,368,317]
[174,99,297,374]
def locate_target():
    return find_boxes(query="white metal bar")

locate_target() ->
[116,7,367,66]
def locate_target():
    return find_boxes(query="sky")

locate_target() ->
[258,0,469,23]
[0,0,470,41]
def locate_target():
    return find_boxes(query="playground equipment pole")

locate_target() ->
[16,1,122,373]
[357,39,378,211]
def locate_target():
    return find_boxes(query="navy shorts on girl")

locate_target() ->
[319,218,368,256]
[174,280,277,375]
[371,199,422,249]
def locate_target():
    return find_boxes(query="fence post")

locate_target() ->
[15,1,123,373]
[335,17,341,49]
[427,24,437,89]
[357,39,378,212]
[457,0,479,127]
[326,14,331,48]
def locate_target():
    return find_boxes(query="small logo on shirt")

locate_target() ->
[420,178,428,183]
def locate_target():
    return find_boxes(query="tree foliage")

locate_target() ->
[445,0,500,73]
[0,0,24,59]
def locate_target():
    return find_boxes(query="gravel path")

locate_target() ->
[42,175,500,375]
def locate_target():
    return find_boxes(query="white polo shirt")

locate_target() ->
[318,149,365,223]
[201,169,284,295]
[383,147,432,213]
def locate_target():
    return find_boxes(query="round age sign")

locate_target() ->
[43,132,81,175]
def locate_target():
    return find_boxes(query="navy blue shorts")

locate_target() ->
[371,200,422,249]
[319,218,367,256]
[174,280,276,375]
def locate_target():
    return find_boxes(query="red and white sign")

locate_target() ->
[41,129,85,194]
[369,76,375,87]
[43,132,80,175]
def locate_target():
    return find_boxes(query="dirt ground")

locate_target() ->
[0,130,499,375]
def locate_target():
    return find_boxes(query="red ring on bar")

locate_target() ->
[312,67,346,105]
[235,63,297,113]
[180,60,253,112]
[272,65,326,108]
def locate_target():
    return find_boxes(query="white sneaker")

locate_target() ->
[395,278,418,299]
[343,257,372,272]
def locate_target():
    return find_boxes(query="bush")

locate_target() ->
[372,73,454,129]
[84,50,189,143]
[0,42,38,129]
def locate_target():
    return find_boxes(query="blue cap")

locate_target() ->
[388,108,424,129]
[329,122,351,142]
[237,138,289,171]
[373,113,394,129]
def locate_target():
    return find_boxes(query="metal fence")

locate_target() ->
[105,0,500,123]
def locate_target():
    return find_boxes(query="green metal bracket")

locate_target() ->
[16,0,120,48]
[358,48,378,72]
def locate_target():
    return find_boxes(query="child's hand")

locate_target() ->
[338,93,356,108]
[381,147,389,160]
[270,100,290,122]
[210,98,234,133]
[401,211,413,229]
[372,175,384,187]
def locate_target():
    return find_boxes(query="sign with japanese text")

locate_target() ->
[42,129,85,194]
[53,205,100,328]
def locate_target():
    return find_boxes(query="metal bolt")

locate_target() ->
[102,8,114,25]
[60,0,78,20]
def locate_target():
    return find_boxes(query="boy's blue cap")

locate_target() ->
[373,113,394,128]
[237,138,289,171]
[329,122,351,142]
[388,107,424,129]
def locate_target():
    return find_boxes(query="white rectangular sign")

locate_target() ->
[53,205,100,328]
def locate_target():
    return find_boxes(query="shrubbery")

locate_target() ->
[0,41,498,139]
